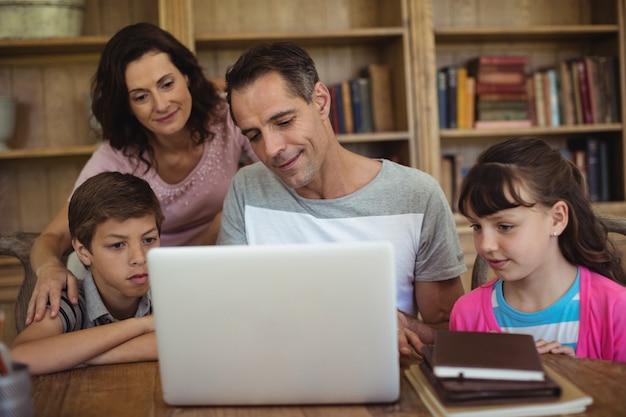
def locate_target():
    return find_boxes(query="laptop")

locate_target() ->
[148,241,400,406]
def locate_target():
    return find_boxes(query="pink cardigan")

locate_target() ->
[450,266,626,362]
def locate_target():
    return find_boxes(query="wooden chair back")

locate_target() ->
[471,214,626,289]
[0,232,40,334]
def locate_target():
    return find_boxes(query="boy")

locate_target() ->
[11,172,163,375]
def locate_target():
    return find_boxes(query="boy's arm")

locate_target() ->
[10,312,154,375]
[85,331,157,366]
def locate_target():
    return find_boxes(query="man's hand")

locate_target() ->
[26,263,78,326]
[536,339,576,357]
[397,311,426,357]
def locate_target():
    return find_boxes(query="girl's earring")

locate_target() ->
[552,231,558,237]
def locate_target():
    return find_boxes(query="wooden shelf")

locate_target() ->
[440,124,623,139]
[0,35,108,56]
[195,27,406,49]
[435,25,618,42]
[338,131,410,144]
[0,145,98,160]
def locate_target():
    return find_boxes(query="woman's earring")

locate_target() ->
[552,231,558,237]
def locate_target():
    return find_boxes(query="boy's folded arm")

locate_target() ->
[10,315,154,375]
[85,332,157,365]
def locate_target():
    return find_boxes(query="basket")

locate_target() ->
[0,0,85,38]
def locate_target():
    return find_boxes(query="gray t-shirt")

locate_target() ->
[218,159,466,315]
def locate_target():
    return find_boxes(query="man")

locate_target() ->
[219,42,466,356]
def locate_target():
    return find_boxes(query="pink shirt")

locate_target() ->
[450,266,626,362]
[73,104,257,246]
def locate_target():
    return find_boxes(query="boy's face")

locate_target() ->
[74,214,160,306]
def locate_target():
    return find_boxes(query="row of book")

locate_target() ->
[329,64,395,135]
[437,54,619,130]
[440,136,612,211]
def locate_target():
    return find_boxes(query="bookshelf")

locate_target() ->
[414,0,626,207]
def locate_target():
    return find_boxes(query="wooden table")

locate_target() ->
[31,355,626,417]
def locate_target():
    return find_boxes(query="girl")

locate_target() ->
[450,137,626,362]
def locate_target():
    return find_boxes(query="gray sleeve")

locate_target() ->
[217,173,249,245]
[415,182,467,281]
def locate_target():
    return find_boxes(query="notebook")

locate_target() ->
[431,331,545,381]
[147,241,400,406]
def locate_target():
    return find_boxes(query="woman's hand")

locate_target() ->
[26,262,78,326]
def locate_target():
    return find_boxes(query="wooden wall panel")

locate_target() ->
[82,0,159,36]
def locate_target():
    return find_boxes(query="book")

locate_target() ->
[355,77,374,133]
[440,153,462,209]
[444,66,458,128]
[569,59,583,124]
[405,362,593,417]
[474,120,532,129]
[574,59,593,124]
[600,56,619,123]
[525,76,536,126]
[533,71,546,127]
[431,331,545,382]
[584,56,601,124]
[475,82,527,95]
[437,68,449,129]
[363,64,395,132]
[349,78,363,133]
[586,137,601,202]
[457,67,468,128]
[419,345,561,406]
[599,139,610,201]
[477,70,525,85]
[546,69,560,127]
[473,55,530,67]
[558,60,575,125]
[340,80,354,134]
[332,83,346,133]
[329,84,343,134]
[465,76,476,129]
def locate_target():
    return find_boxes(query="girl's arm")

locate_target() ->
[10,311,154,375]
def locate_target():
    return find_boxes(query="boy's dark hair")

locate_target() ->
[224,42,320,124]
[458,136,626,285]
[91,22,222,172]
[69,172,164,252]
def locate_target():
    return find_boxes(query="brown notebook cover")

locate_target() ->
[421,345,561,405]
[431,331,545,381]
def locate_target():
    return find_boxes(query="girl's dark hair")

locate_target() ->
[458,137,626,285]
[91,22,222,172]
[224,42,320,124]
[69,172,164,252]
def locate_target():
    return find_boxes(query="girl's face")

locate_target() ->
[125,51,192,140]
[465,186,564,283]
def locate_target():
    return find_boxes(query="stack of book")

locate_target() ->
[468,55,531,129]
[405,331,593,417]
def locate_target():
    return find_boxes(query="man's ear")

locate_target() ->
[72,237,92,267]
[312,81,331,118]
[551,200,569,236]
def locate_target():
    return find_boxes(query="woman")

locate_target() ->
[27,22,257,325]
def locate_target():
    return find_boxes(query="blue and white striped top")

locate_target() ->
[492,269,580,351]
